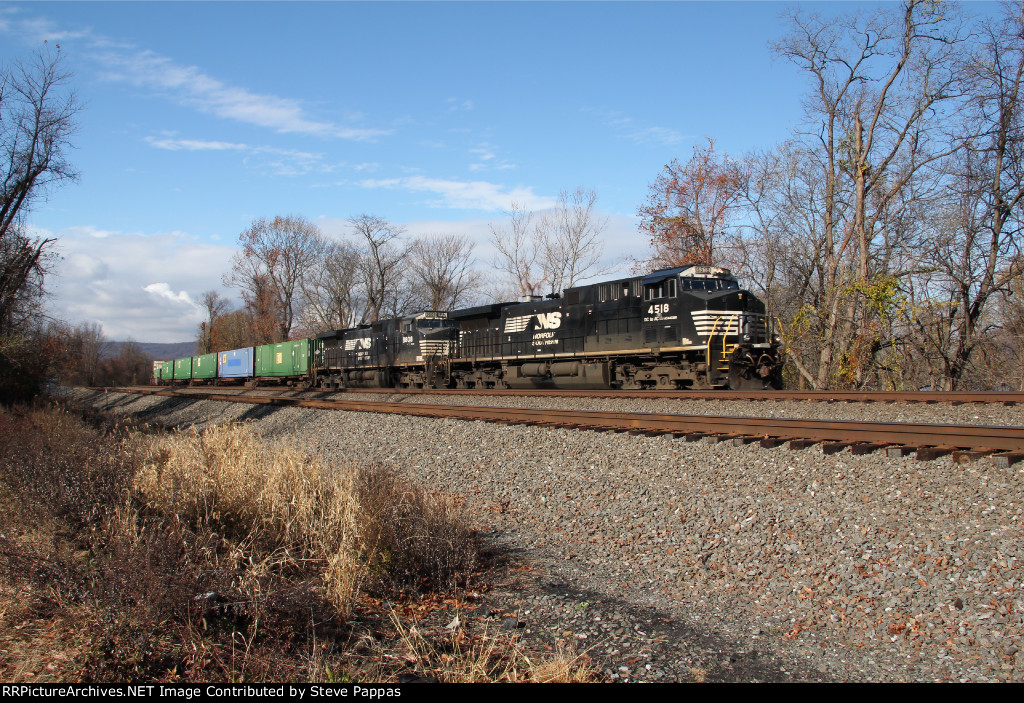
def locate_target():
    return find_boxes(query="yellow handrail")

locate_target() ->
[706,313,742,386]
[706,315,724,378]
[722,313,739,355]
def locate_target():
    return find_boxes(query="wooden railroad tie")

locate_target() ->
[849,442,890,455]
[952,448,998,464]
[822,440,859,455]
[730,436,760,446]
[915,446,956,461]
[992,452,1024,468]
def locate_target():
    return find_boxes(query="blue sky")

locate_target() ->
[0,1,967,342]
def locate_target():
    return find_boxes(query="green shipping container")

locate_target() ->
[173,357,193,381]
[255,339,311,377]
[192,352,218,380]
[157,360,173,382]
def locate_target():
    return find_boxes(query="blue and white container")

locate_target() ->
[217,347,255,379]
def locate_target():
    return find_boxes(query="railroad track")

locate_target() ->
[129,385,1024,404]
[108,387,1024,466]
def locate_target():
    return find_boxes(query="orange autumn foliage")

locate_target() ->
[638,138,744,268]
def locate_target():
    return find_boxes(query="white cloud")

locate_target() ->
[445,98,474,112]
[59,225,121,239]
[624,125,687,147]
[466,142,516,173]
[359,176,556,212]
[95,49,390,141]
[0,9,90,45]
[63,252,110,281]
[470,144,496,161]
[145,137,250,152]
[43,227,239,343]
[0,11,390,142]
[584,107,689,147]
[144,282,194,306]
[144,135,341,176]
[468,161,516,173]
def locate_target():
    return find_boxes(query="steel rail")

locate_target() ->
[131,385,1024,404]
[335,388,1024,404]
[108,388,1024,457]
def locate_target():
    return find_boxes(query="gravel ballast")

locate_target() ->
[76,389,1024,682]
[155,387,1024,427]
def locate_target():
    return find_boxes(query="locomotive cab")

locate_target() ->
[642,266,770,332]
[390,312,459,387]
[633,265,781,389]
[395,312,459,365]
[641,265,749,346]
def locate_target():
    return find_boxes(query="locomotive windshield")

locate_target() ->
[644,276,740,299]
[406,311,455,329]
[682,278,739,291]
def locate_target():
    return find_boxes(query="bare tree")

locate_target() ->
[298,238,363,333]
[196,290,229,353]
[225,258,280,345]
[538,187,609,293]
[904,2,1024,389]
[408,233,481,311]
[989,272,1024,390]
[211,308,259,351]
[349,214,409,323]
[225,215,325,341]
[489,202,545,298]
[0,47,79,335]
[50,321,105,386]
[764,0,965,388]
[100,339,151,386]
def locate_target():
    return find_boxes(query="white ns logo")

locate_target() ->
[534,312,562,329]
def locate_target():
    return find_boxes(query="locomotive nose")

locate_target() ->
[708,290,767,315]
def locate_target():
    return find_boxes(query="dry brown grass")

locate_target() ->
[137,422,478,616]
[0,403,147,681]
[0,404,602,683]
[354,465,479,597]
[136,422,364,615]
[388,610,603,683]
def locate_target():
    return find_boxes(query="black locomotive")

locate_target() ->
[312,265,783,391]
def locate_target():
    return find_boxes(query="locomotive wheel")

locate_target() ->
[728,365,778,391]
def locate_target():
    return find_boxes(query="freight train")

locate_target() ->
[154,265,783,391]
